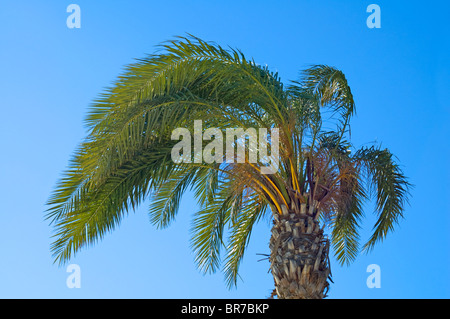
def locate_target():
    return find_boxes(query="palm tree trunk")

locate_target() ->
[269,207,331,299]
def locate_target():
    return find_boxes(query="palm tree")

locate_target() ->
[46,35,410,299]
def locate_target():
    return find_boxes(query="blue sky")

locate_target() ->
[0,0,449,298]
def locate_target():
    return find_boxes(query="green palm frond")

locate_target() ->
[190,184,234,275]
[149,165,199,229]
[330,171,367,265]
[50,142,175,264]
[354,146,412,251]
[223,192,268,288]
[301,65,355,119]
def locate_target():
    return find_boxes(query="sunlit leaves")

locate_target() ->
[46,35,410,287]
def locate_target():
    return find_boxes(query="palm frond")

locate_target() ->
[354,146,411,251]
[149,165,200,229]
[190,182,235,275]
[50,142,174,264]
[223,192,267,288]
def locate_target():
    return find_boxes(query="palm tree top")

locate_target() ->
[46,35,411,288]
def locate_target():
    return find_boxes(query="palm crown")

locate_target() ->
[46,35,410,291]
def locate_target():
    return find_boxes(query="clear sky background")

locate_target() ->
[0,0,449,299]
